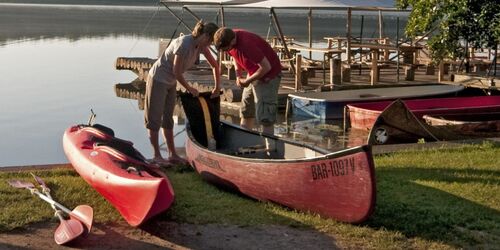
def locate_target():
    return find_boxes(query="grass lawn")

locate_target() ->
[1,141,498,249]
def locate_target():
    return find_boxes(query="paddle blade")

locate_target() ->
[71,205,94,233]
[31,173,48,188]
[7,180,35,189]
[54,218,85,245]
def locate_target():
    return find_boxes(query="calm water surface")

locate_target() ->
[0,4,406,167]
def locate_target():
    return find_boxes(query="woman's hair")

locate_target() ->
[213,28,235,50]
[192,21,219,39]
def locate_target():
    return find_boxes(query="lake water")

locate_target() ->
[0,4,408,167]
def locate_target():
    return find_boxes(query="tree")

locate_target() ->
[397,0,500,67]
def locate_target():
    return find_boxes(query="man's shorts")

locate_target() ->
[240,75,281,126]
[144,75,177,130]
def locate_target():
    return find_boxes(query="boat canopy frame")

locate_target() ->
[159,0,404,77]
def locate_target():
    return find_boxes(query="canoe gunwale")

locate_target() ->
[185,121,377,223]
[186,121,372,163]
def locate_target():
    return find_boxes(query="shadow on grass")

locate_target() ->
[139,170,339,249]
[366,166,500,247]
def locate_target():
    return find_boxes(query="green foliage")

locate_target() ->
[397,0,500,63]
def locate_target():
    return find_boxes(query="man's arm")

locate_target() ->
[202,47,221,97]
[238,57,271,87]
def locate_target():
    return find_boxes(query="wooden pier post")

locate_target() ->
[342,64,351,82]
[438,62,445,83]
[370,50,379,85]
[295,54,302,91]
[330,58,341,86]
[425,64,435,75]
[405,65,415,81]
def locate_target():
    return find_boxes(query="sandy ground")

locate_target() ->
[0,221,338,249]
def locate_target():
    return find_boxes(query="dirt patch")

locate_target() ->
[0,221,338,249]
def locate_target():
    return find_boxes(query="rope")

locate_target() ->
[128,3,162,56]
[266,12,273,41]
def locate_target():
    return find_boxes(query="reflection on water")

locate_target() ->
[114,81,370,153]
[0,4,404,166]
[0,3,408,46]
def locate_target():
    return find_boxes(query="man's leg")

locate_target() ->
[241,117,255,130]
[240,85,256,130]
[254,76,280,135]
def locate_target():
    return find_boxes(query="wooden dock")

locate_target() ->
[114,55,498,113]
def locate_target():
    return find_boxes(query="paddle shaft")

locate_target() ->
[31,189,72,214]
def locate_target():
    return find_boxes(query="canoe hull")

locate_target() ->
[348,96,500,131]
[367,100,472,144]
[423,112,500,137]
[63,125,175,226]
[289,84,464,119]
[185,122,376,223]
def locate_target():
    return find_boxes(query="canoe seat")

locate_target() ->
[234,145,268,155]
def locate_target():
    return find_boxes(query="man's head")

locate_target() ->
[213,27,236,51]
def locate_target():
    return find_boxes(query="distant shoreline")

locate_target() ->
[0,0,157,6]
[0,2,159,9]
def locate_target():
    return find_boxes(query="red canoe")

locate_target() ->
[63,124,174,226]
[185,121,376,223]
[348,96,500,131]
[423,112,500,137]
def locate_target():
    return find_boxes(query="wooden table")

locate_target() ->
[274,43,344,83]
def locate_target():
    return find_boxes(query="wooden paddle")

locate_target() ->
[7,179,94,235]
[198,96,217,150]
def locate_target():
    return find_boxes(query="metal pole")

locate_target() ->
[495,44,498,76]
[271,8,296,75]
[163,5,192,31]
[308,8,312,60]
[184,7,201,21]
[359,15,364,75]
[396,17,400,82]
[346,8,352,64]
[378,10,383,40]
[221,6,225,27]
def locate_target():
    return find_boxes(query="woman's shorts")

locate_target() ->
[144,75,177,130]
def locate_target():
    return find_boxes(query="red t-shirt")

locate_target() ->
[228,29,281,82]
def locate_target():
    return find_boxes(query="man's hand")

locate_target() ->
[236,77,250,88]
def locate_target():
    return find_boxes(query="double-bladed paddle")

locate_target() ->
[7,179,94,244]
[30,174,85,244]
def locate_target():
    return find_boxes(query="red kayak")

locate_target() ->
[63,124,174,226]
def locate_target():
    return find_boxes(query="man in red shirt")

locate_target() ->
[214,28,282,135]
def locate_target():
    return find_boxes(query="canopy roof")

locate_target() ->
[160,0,398,10]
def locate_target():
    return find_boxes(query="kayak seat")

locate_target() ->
[92,124,115,137]
[94,138,146,164]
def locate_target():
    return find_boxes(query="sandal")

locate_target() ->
[168,156,189,166]
[148,157,174,168]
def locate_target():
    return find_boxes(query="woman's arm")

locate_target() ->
[173,54,199,97]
